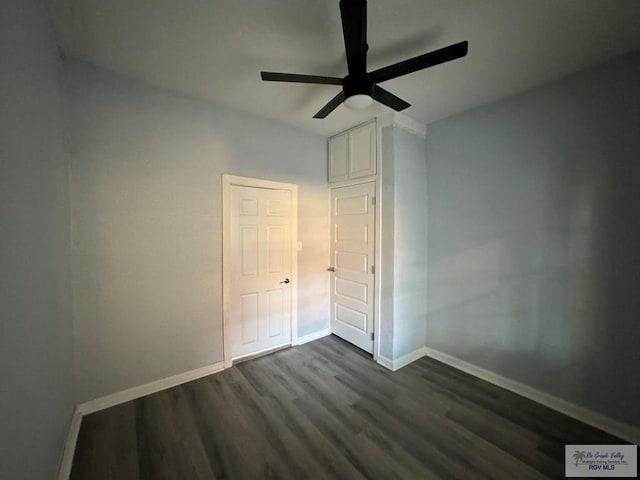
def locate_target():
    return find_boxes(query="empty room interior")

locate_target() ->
[2,0,640,478]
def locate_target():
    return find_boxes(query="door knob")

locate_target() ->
[280,278,290,284]
[327,267,335,272]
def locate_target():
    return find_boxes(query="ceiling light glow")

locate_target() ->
[344,94,373,110]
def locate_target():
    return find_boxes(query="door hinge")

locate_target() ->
[372,196,376,206]
[371,332,374,341]
[371,265,375,274]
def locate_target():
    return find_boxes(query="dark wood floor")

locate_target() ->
[71,335,624,479]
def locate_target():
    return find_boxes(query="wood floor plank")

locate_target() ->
[259,388,367,479]
[351,395,487,479]
[204,372,294,479]
[293,393,422,480]
[270,353,365,435]
[70,402,139,480]
[181,380,235,479]
[135,388,214,480]
[388,391,549,480]
[284,349,362,405]
[70,335,629,480]
[226,373,319,479]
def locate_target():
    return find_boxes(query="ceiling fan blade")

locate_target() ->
[261,72,343,85]
[339,0,368,75]
[371,41,468,83]
[372,85,410,112]
[313,91,346,118]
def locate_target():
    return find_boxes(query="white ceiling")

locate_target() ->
[49,0,640,136]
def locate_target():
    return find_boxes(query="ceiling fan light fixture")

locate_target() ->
[260,0,468,119]
[344,94,373,110]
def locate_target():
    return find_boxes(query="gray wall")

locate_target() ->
[378,125,395,359]
[0,0,74,478]
[426,52,640,428]
[378,124,428,361]
[64,62,330,403]
[392,128,427,359]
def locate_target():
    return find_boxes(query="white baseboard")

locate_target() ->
[377,354,394,370]
[424,347,640,445]
[78,361,225,415]
[58,362,226,479]
[393,347,427,370]
[377,347,426,371]
[57,407,82,480]
[293,327,331,346]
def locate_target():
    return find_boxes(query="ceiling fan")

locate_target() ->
[260,0,468,119]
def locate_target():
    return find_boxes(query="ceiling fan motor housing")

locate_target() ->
[343,75,374,99]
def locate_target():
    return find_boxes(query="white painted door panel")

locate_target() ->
[349,122,376,179]
[328,122,376,184]
[330,182,375,353]
[230,186,292,359]
[328,132,349,183]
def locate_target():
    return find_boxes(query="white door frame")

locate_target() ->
[374,119,383,361]
[222,174,298,368]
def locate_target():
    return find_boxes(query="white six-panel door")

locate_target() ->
[229,185,292,359]
[330,182,375,353]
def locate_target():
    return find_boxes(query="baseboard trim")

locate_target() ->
[232,343,290,364]
[377,354,394,370]
[293,328,331,346]
[78,361,225,415]
[394,347,427,370]
[57,407,82,480]
[424,347,640,445]
[377,347,426,371]
[59,362,226,479]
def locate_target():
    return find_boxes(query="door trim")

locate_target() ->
[222,174,298,368]
[374,118,382,361]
